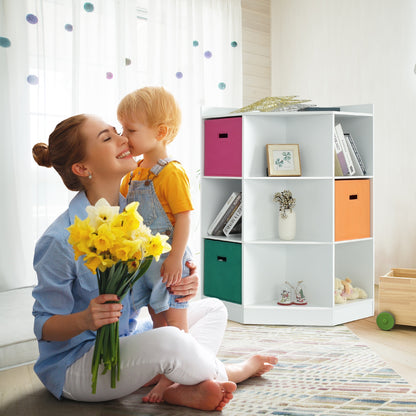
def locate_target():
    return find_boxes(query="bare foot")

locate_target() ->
[143,374,161,387]
[225,354,278,384]
[142,375,173,403]
[163,379,236,411]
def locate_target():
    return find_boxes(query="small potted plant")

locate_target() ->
[273,189,296,240]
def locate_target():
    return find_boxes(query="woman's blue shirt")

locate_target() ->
[32,191,139,399]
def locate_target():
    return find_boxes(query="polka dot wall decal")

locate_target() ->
[175,72,183,79]
[204,51,212,59]
[84,2,94,12]
[27,75,39,85]
[0,37,11,48]
[106,72,113,79]
[218,82,226,90]
[65,24,73,32]
[193,40,199,47]
[26,14,38,24]
[125,58,132,66]
[231,41,238,48]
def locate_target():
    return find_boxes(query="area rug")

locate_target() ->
[109,324,416,415]
[4,324,416,416]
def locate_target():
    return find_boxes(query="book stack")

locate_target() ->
[208,192,242,237]
[334,123,367,177]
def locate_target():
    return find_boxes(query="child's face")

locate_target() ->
[120,118,159,157]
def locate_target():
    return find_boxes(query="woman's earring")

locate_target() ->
[88,172,92,180]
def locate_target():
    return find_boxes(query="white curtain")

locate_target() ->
[0,0,242,291]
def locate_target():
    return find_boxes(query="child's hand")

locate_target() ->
[161,254,183,287]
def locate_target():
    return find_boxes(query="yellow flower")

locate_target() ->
[84,252,106,274]
[97,257,116,273]
[72,244,86,261]
[86,198,120,229]
[144,233,171,261]
[110,242,131,262]
[127,259,140,273]
[67,217,94,260]
[93,223,116,253]
[113,202,142,238]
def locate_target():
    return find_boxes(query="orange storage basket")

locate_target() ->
[335,179,370,241]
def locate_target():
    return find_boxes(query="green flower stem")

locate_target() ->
[91,257,154,394]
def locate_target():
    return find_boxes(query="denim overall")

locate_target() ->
[126,158,192,314]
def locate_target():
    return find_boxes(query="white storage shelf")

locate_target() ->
[201,105,374,326]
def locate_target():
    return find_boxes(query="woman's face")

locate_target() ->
[80,116,136,180]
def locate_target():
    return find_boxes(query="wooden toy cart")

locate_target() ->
[377,268,416,330]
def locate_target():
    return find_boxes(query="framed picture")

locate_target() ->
[266,144,301,176]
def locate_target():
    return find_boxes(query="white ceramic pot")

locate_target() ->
[278,210,296,240]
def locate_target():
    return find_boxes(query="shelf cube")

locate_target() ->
[204,117,242,177]
[335,179,371,241]
[203,239,242,304]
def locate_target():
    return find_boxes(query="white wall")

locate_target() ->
[271,0,416,281]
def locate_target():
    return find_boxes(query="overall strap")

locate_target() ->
[150,157,176,177]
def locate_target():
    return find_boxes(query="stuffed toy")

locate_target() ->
[342,277,368,300]
[334,277,367,304]
[334,277,347,304]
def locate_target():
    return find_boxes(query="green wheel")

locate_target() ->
[376,311,395,331]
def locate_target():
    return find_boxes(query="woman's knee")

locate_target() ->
[205,297,228,321]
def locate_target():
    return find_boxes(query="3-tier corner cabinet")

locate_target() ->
[200,105,374,325]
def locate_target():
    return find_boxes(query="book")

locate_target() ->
[223,202,242,236]
[344,133,367,175]
[335,123,355,175]
[212,195,242,236]
[229,216,242,234]
[334,150,343,176]
[333,129,349,176]
[208,192,242,236]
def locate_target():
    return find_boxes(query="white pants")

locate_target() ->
[62,298,228,402]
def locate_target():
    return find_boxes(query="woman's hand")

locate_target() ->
[84,294,123,331]
[42,294,123,341]
[168,260,199,303]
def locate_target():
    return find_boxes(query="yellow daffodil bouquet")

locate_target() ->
[67,198,171,394]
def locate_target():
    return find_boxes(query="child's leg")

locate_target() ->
[143,308,188,403]
[163,307,189,332]
[148,305,167,328]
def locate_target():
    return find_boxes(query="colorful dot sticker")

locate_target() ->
[231,41,238,48]
[193,40,199,47]
[204,51,212,59]
[27,75,39,85]
[218,82,226,90]
[0,37,11,48]
[84,2,94,12]
[106,72,113,79]
[175,72,183,79]
[26,14,38,24]
[65,24,73,32]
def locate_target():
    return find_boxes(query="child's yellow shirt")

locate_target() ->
[120,161,193,226]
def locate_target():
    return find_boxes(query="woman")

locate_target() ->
[32,114,277,410]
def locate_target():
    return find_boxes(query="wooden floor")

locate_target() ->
[1,311,415,414]
[346,316,416,386]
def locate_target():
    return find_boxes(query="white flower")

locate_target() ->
[86,198,120,229]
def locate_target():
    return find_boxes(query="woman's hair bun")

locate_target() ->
[32,142,52,167]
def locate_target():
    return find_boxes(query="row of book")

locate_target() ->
[334,123,367,176]
[207,191,242,237]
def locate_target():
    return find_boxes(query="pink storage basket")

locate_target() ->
[204,117,242,177]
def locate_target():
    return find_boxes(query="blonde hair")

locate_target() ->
[117,86,181,144]
[32,114,88,191]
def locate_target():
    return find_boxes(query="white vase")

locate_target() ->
[278,210,296,240]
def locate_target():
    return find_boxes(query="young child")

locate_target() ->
[118,86,194,402]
